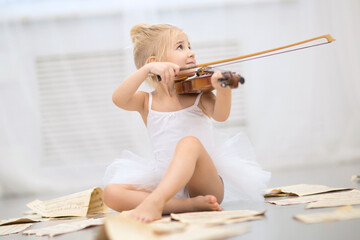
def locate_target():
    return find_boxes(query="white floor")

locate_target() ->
[1,160,359,240]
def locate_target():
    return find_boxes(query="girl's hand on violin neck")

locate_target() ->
[211,71,231,92]
[147,62,180,84]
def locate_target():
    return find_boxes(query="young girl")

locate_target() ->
[103,24,270,222]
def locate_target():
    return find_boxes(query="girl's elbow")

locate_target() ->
[112,94,120,106]
[112,93,125,109]
[213,113,230,122]
[216,117,228,122]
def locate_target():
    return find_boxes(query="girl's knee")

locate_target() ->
[103,184,125,207]
[178,136,201,147]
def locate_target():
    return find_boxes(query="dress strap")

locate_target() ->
[194,93,203,106]
[148,92,153,111]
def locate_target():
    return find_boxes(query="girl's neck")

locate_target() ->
[155,83,177,98]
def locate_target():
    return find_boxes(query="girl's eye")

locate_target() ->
[177,44,183,50]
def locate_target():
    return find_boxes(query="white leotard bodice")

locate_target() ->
[146,92,214,169]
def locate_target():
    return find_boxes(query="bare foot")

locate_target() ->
[125,193,165,223]
[188,195,222,212]
[123,195,221,222]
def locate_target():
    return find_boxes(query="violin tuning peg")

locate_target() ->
[239,76,245,84]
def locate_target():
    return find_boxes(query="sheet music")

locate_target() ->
[0,215,48,226]
[265,184,352,197]
[294,206,360,223]
[0,223,33,236]
[306,189,360,209]
[98,214,250,240]
[23,218,104,237]
[170,210,265,225]
[26,187,108,217]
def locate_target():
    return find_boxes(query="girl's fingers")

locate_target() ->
[211,71,223,88]
[172,64,180,75]
[169,69,175,80]
[148,62,180,82]
[165,72,170,83]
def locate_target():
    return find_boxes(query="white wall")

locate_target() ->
[0,0,359,197]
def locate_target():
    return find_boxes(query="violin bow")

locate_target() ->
[180,34,335,72]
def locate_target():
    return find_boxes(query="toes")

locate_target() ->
[207,195,218,204]
[216,204,222,211]
[212,202,221,211]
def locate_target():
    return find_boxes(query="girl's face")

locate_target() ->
[166,33,196,68]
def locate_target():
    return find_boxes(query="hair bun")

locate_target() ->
[130,24,150,43]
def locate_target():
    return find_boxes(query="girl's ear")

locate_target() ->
[147,56,156,63]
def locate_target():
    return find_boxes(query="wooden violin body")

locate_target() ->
[174,68,245,94]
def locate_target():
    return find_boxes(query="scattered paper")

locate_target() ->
[0,223,33,236]
[224,215,264,224]
[26,187,108,217]
[294,206,360,223]
[23,217,104,237]
[267,195,323,206]
[351,175,360,183]
[149,221,187,235]
[170,209,265,225]
[265,184,352,197]
[98,214,250,240]
[162,225,250,240]
[306,189,360,209]
[0,215,49,226]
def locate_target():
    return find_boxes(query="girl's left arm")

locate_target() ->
[201,71,232,122]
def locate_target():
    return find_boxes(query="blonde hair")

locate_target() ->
[130,24,184,86]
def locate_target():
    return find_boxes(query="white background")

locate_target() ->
[0,0,359,197]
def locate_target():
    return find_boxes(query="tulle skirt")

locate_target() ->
[103,132,271,202]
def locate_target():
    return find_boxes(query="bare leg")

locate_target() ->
[104,184,221,214]
[126,136,224,222]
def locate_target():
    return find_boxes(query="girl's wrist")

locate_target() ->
[215,86,231,94]
[140,63,152,75]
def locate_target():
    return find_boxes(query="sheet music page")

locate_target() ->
[149,221,186,234]
[23,218,104,237]
[294,206,360,223]
[27,187,108,217]
[0,215,48,226]
[267,195,322,206]
[100,214,250,240]
[87,187,108,215]
[265,184,352,197]
[162,225,250,240]
[306,189,360,209]
[170,210,265,225]
[0,223,33,236]
[351,175,360,183]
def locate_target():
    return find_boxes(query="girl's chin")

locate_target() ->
[185,64,196,68]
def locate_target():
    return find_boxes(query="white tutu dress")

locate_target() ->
[103,92,271,202]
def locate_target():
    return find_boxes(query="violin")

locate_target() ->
[152,34,335,94]
[174,67,244,94]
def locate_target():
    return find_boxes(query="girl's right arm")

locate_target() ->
[112,62,180,113]
[112,64,150,113]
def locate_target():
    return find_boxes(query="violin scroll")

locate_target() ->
[217,71,245,88]
[197,67,245,88]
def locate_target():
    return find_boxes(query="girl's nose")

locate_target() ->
[188,49,195,58]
